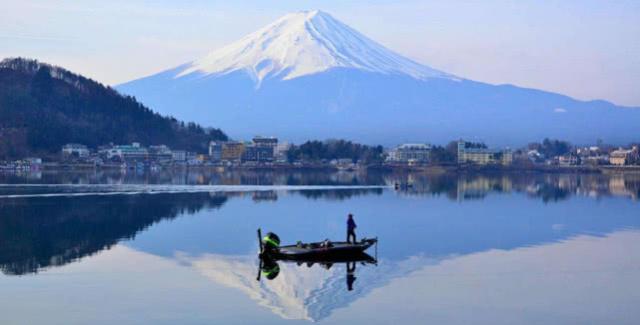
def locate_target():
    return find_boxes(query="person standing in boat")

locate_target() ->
[347,213,357,244]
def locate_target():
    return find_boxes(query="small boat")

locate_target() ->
[257,229,377,261]
[256,229,378,282]
[274,239,377,260]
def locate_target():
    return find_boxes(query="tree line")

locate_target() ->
[0,58,227,160]
[283,138,583,165]
[286,139,384,164]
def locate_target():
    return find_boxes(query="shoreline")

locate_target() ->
[3,163,638,175]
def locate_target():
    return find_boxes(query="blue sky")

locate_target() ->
[1,0,639,106]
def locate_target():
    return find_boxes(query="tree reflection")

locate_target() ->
[297,188,383,201]
[0,193,228,275]
[1,171,639,276]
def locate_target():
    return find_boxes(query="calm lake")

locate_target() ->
[1,170,639,324]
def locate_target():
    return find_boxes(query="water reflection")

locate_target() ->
[0,188,386,276]
[0,169,388,186]
[3,169,639,202]
[2,170,639,202]
[1,172,639,276]
[390,172,640,202]
[176,252,383,321]
[0,171,639,323]
[258,253,378,291]
[0,193,229,275]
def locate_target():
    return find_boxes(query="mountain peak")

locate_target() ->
[287,9,323,19]
[176,10,452,83]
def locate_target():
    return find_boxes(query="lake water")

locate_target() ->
[1,171,639,324]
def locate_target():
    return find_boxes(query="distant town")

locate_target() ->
[1,136,639,173]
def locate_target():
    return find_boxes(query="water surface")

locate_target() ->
[0,171,639,324]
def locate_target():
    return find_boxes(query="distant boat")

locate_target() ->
[394,182,413,190]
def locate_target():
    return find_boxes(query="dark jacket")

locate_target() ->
[347,218,357,231]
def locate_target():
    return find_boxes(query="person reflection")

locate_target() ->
[346,261,357,291]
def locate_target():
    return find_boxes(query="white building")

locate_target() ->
[104,143,148,161]
[457,140,512,165]
[609,147,639,166]
[274,142,291,162]
[62,143,90,158]
[387,143,431,164]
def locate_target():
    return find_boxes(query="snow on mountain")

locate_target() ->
[117,10,640,145]
[177,253,433,321]
[177,10,453,84]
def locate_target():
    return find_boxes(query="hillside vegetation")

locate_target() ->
[0,58,227,159]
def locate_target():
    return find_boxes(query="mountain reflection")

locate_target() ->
[0,171,638,278]
[178,253,384,322]
[1,172,639,322]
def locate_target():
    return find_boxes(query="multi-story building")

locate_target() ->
[558,154,579,166]
[242,144,275,162]
[222,142,245,162]
[457,140,512,165]
[253,136,278,149]
[61,143,90,158]
[208,141,223,162]
[609,147,639,166]
[387,143,431,164]
[251,136,278,162]
[104,142,148,162]
[148,145,173,163]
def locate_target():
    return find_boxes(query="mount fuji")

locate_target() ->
[117,10,639,145]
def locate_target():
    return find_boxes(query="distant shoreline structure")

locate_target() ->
[3,161,640,176]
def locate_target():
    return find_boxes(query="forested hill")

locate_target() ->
[0,58,227,159]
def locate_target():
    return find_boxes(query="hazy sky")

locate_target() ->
[1,0,639,107]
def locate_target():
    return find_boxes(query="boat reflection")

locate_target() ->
[1,173,639,322]
[258,252,378,293]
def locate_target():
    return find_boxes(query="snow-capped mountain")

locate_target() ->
[177,10,453,84]
[117,10,640,145]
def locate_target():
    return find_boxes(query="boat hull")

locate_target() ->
[264,238,377,261]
